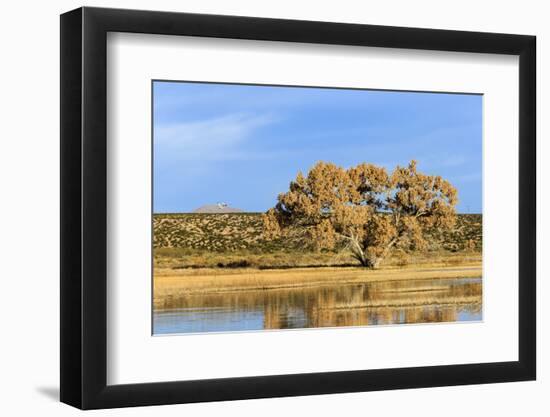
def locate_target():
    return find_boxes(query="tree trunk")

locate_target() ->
[362,238,399,269]
[367,238,398,269]
[338,233,397,269]
[347,235,370,267]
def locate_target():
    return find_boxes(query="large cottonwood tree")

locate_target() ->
[263,160,458,268]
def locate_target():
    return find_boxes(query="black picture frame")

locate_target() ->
[60,6,536,410]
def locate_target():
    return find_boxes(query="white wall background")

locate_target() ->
[0,0,546,415]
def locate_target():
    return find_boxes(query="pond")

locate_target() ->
[153,277,482,335]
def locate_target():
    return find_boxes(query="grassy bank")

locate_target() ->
[154,261,482,303]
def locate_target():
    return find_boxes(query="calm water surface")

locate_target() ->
[154,277,482,335]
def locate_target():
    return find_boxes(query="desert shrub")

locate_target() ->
[217,260,251,268]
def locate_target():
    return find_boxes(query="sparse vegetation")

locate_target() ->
[153,212,481,270]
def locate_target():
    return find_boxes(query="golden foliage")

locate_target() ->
[262,209,282,239]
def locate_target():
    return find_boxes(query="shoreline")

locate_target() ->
[154,263,482,305]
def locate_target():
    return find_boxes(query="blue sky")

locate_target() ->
[153,81,482,213]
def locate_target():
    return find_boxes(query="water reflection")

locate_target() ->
[153,277,482,334]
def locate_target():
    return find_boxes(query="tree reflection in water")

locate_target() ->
[154,278,482,334]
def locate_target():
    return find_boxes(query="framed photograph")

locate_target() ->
[60,6,536,409]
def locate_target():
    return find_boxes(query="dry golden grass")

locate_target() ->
[154,262,482,304]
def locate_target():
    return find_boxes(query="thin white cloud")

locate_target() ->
[155,113,278,159]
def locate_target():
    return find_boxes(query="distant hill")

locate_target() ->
[192,204,244,214]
